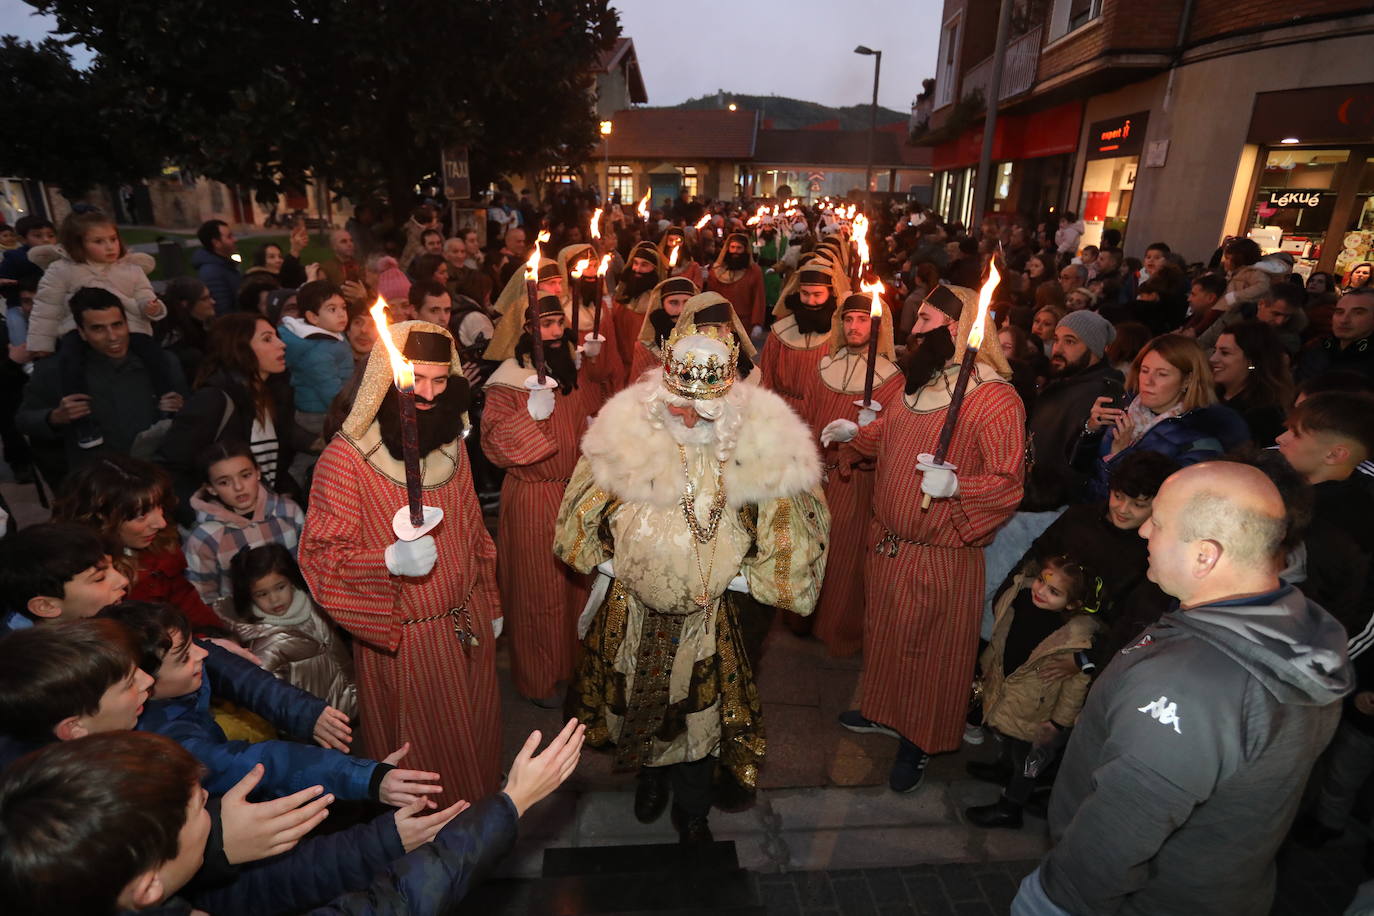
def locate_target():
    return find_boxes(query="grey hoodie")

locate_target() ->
[1041,585,1352,915]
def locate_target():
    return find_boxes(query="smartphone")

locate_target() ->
[1103,378,1128,412]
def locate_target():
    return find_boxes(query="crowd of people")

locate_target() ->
[0,181,1371,915]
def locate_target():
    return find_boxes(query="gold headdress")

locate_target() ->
[661,322,739,400]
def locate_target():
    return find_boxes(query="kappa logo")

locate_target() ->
[1137,696,1182,734]
[1121,634,1154,655]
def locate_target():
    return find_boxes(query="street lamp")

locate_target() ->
[854,45,882,210]
[600,120,612,203]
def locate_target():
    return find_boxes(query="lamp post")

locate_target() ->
[600,120,613,204]
[971,0,1013,225]
[854,45,882,210]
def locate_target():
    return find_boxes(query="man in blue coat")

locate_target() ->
[193,219,242,315]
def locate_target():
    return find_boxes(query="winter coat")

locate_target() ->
[158,369,311,526]
[226,589,358,719]
[0,244,42,308]
[979,572,1097,742]
[184,486,305,610]
[1297,334,1374,384]
[138,640,384,800]
[1041,585,1352,915]
[1022,359,1124,510]
[279,315,354,413]
[193,247,243,316]
[1055,220,1085,256]
[1076,401,1250,502]
[26,244,162,352]
[129,546,223,631]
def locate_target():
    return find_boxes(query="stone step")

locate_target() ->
[456,868,760,916]
[542,841,740,877]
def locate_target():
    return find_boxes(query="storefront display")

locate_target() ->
[1246,148,1349,278]
[1079,111,1148,249]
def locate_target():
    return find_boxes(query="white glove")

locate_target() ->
[853,399,883,428]
[596,559,615,578]
[492,617,504,639]
[916,452,959,499]
[820,418,859,447]
[573,349,584,370]
[525,376,556,421]
[727,572,749,594]
[582,334,604,358]
[384,535,437,577]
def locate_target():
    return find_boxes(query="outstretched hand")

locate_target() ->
[220,764,333,864]
[503,718,586,817]
[379,742,444,808]
[394,796,470,852]
[313,706,353,751]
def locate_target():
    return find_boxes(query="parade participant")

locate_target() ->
[659,226,703,289]
[481,294,608,707]
[557,242,625,390]
[807,292,903,654]
[299,318,503,807]
[759,255,847,414]
[673,291,758,384]
[555,323,828,843]
[825,284,1025,792]
[705,232,767,336]
[628,276,698,381]
[611,241,664,367]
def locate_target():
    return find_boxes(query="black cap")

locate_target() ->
[535,294,564,317]
[842,293,874,314]
[924,284,963,320]
[660,277,697,297]
[693,303,732,325]
[402,330,452,365]
[798,268,832,287]
[537,263,561,282]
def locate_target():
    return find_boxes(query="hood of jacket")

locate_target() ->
[281,314,343,343]
[190,484,290,529]
[1167,586,1353,707]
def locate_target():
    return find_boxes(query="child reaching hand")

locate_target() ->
[228,543,357,718]
[965,555,1101,830]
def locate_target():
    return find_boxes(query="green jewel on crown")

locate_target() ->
[663,321,739,400]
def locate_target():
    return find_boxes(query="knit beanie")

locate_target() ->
[1057,309,1116,358]
[376,256,410,304]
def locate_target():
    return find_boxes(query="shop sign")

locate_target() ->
[1087,111,1149,161]
[1267,190,1323,208]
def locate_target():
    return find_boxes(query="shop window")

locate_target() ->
[935,15,961,108]
[994,162,1013,202]
[1049,0,1102,40]
[1247,148,1350,277]
[607,165,634,205]
[678,166,699,198]
[1337,157,1374,284]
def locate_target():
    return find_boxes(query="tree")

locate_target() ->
[17,0,620,217]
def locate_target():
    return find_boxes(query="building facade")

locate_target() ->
[923,0,1374,277]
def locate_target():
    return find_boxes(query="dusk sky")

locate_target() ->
[3,0,940,113]
[612,0,940,113]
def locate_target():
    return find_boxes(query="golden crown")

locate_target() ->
[662,322,739,400]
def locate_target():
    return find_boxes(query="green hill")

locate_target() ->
[671,92,906,130]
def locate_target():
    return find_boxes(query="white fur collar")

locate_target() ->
[580,378,821,509]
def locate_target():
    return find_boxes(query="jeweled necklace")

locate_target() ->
[677,443,727,609]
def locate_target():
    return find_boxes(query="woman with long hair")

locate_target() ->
[54,454,220,629]
[1343,262,1373,294]
[157,276,216,380]
[1077,333,1250,500]
[157,312,311,524]
[1208,320,1293,447]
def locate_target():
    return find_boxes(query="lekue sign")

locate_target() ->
[1268,191,1323,208]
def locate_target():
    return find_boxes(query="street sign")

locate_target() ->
[442,147,470,200]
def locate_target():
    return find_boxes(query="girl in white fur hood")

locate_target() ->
[26,208,166,355]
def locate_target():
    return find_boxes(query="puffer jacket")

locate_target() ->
[1077,401,1250,501]
[227,588,358,719]
[979,570,1098,743]
[279,315,354,413]
[184,486,305,611]
[26,244,161,351]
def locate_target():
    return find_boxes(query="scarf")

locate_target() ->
[1119,397,1186,450]
[262,587,315,628]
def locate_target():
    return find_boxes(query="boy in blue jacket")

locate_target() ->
[278,279,354,437]
[101,600,441,806]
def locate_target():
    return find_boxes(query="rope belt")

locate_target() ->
[873,525,936,558]
[401,581,481,652]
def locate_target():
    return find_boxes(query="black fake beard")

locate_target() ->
[723,252,750,271]
[619,270,657,301]
[515,329,578,395]
[902,328,957,394]
[649,308,677,347]
[377,378,471,460]
[737,346,754,380]
[1049,347,1093,378]
[788,294,836,335]
[578,277,598,301]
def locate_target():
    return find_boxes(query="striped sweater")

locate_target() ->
[184,486,305,611]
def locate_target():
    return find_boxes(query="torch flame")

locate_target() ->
[369,298,414,389]
[694,214,711,230]
[669,245,680,268]
[571,258,591,280]
[523,230,552,281]
[967,261,1000,351]
[636,190,651,221]
[853,213,871,269]
[596,253,612,277]
[861,279,884,319]
[590,208,603,240]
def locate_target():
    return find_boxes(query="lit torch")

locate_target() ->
[694,213,711,231]
[590,207,604,254]
[668,244,680,270]
[523,231,552,386]
[369,298,440,537]
[593,253,612,339]
[921,260,1001,509]
[860,278,884,409]
[570,257,591,343]
[637,190,651,223]
[851,213,870,287]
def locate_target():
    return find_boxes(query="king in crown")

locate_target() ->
[661,321,740,400]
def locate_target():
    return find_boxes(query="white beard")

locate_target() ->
[665,416,717,447]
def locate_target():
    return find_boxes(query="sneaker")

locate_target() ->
[838,709,899,739]
[889,739,930,793]
[963,723,985,746]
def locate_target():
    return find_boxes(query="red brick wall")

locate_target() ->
[1188,0,1368,43]
[1037,0,1186,81]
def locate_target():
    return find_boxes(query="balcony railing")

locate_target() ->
[961,25,1042,104]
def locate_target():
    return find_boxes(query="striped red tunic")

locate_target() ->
[628,341,662,385]
[849,376,1025,753]
[611,294,650,369]
[299,434,503,807]
[758,324,830,416]
[482,368,603,698]
[575,313,627,394]
[799,370,905,657]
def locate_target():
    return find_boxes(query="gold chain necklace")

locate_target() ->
[677,444,727,609]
